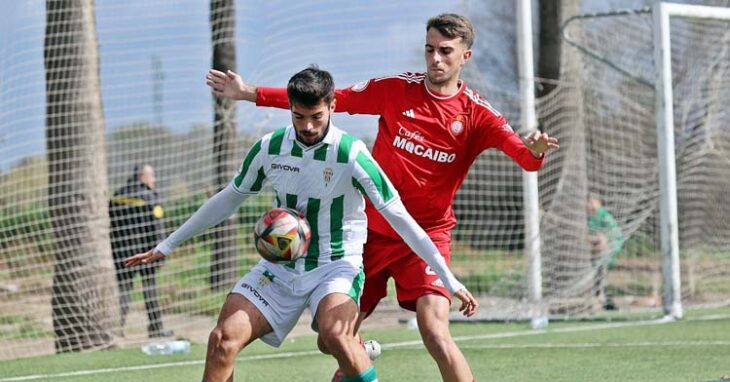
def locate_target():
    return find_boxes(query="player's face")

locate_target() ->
[291,99,335,146]
[424,28,472,85]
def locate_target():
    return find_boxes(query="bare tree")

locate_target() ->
[210,0,239,290]
[537,0,562,98]
[44,0,117,352]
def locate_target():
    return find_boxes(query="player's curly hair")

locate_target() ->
[427,13,475,49]
[287,65,335,107]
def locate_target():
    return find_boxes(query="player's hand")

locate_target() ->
[124,249,165,267]
[454,288,479,317]
[206,69,256,102]
[522,131,559,157]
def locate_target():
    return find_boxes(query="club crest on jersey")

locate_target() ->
[323,167,333,185]
[451,115,465,135]
[351,80,369,92]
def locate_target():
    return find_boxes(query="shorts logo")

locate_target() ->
[240,282,270,307]
[258,270,275,288]
[351,80,369,92]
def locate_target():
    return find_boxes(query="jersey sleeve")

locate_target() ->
[256,75,397,115]
[473,107,544,171]
[256,87,289,109]
[350,141,400,210]
[333,77,394,115]
[155,184,249,256]
[231,138,268,194]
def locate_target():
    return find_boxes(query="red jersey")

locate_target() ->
[257,72,544,238]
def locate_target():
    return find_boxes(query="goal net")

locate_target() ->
[1,0,729,360]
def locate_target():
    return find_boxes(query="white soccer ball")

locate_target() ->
[253,208,311,263]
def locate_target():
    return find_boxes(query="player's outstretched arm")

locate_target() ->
[206,69,256,102]
[124,183,250,268]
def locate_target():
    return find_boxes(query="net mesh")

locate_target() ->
[1,0,729,360]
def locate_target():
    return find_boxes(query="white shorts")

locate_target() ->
[230,259,364,347]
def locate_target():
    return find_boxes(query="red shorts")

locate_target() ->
[359,229,452,317]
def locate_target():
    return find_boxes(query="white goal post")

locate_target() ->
[653,2,730,319]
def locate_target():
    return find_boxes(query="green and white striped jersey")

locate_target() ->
[232,125,399,272]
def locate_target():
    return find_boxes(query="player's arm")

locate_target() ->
[125,140,266,266]
[350,145,478,316]
[475,110,558,171]
[206,69,388,115]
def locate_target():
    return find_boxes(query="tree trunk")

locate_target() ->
[209,0,239,291]
[45,0,117,352]
[537,0,561,98]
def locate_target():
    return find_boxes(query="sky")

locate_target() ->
[2,0,720,171]
[0,0,464,170]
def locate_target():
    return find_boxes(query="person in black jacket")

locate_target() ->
[110,164,173,338]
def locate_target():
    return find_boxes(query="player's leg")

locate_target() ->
[392,231,475,381]
[311,261,379,382]
[114,253,134,329]
[415,294,474,382]
[317,265,387,356]
[140,265,172,337]
[316,293,374,378]
[203,293,272,382]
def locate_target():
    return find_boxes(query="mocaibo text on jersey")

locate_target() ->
[392,135,456,163]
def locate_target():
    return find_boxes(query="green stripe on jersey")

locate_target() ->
[286,194,298,209]
[329,195,344,261]
[313,144,328,161]
[234,140,262,188]
[291,142,303,158]
[250,167,266,192]
[305,198,320,271]
[356,151,394,202]
[268,128,286,155]
[337,134,356,163]
[352,178,366,197]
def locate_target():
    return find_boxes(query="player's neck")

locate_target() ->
[425,77,461,97]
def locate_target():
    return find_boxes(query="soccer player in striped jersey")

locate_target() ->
[127,66,477,382]
[206,14,558,381]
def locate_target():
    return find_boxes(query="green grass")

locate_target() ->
[1,309,729,381]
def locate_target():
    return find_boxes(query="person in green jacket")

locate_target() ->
[586,194,623,309]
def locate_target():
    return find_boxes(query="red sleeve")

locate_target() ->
[473,108,544,171]
[256,87,289,109]
[256,77,395,115]
[334,78,391,115]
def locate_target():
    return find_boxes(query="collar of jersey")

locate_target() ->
[286,124,338,149]
[423,79,464,101]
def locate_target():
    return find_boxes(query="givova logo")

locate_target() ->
[271,163,300,173]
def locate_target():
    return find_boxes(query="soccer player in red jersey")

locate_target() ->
[207,13,558,382]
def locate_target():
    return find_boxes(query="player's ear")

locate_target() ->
[462,49,473,65]
[329,98,336,112]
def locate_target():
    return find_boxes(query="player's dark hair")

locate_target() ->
[287,65,335,107]
[427,13,475,49]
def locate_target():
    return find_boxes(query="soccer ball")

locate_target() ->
[253,208,311,263]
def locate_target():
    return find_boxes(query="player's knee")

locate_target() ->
[421,330,455,361]
[316,334,332,355]
[318,328,349,356]
[207,328,241,362]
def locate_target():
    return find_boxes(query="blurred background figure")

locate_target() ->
[109,164,173,338]
[586,193,623,310]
